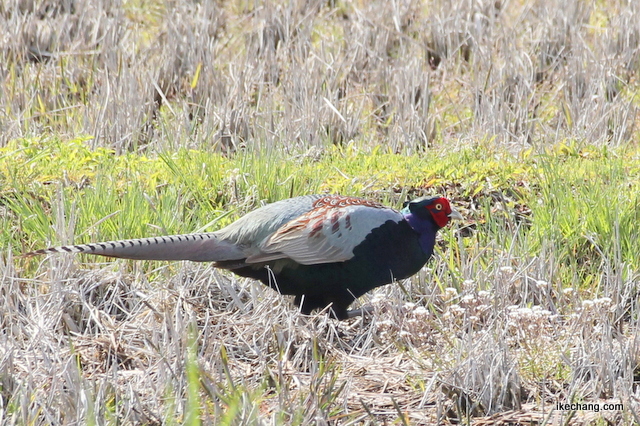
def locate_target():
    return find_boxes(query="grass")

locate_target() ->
[2,137,639,424]
[1,0,640,424]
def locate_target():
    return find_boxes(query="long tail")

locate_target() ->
[23,233,246,262]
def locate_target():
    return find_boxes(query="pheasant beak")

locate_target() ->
[448,208,463,221]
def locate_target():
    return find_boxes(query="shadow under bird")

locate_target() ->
[26,194,462,319]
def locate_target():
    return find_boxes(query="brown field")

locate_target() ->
[1,0,639,424]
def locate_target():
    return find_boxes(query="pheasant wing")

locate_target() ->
[246,196,403,265]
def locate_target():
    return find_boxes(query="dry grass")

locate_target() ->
[1,0,640,424]
[1,0,638,151]
[3,243,637,424]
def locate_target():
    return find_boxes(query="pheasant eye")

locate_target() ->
[434,203,443,211]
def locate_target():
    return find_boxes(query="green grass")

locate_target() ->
[3,136,639,290]
[530,146,640,283]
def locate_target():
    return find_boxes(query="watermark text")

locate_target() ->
[556,402,623,413]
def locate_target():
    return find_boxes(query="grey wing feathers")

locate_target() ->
[213,194,322,249]
[25,233,245,262]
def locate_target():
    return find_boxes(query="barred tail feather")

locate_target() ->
[23,233,246,262]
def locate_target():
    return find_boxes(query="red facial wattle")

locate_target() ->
[426,198,452,228]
